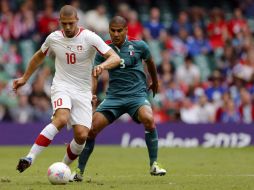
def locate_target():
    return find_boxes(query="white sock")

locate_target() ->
[62,139,85,165]
[27,123,59,163]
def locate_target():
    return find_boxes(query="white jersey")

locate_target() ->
[41,28,111,92]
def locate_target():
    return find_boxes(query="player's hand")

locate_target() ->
[91,94,97,107]
[93,65,104,77]
[148,82,159,97]
[13,77,27,93]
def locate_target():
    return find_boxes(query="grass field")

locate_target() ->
[0,146,254,190]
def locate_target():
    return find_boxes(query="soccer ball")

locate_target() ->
[47,162,71,185]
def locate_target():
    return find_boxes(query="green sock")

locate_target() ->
[145,129,158,166]
[78,139,95,174]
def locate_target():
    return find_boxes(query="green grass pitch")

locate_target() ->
[0,146,254,190]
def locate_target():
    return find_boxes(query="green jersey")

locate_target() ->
[94,37,151,98]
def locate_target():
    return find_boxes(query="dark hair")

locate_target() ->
[110,16,127,27]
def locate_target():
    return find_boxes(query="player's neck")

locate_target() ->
[115,43,123,48]
[114,38,127,48]
[65,27,80,38]
[73,27,79,36]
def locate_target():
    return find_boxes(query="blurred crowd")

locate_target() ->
[1,0,254,124]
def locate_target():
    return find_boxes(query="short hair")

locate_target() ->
[109,16,127,27]
[59,5,77,18]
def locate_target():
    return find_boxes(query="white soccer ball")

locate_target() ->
[47,162,71,185]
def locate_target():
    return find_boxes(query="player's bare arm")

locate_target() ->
[91,75,99,107]
[145,57,159,97]
[93,49,120,77]
[13,50,46,92]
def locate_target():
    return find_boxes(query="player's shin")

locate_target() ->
[145,128,158,166]
[63,139,86,165]
[27,123,59,163]
[78,138,95,174]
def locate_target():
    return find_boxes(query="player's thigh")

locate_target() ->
[89,112,111,139]
[126,97,152,122]
[51,89,72,113]
[96,98,125,123]
[52,108,71,130]
[137,105,155,130]
[51,89,72,129]
[70,91,92,129]
[137,105,154,122]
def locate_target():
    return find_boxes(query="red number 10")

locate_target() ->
[66,53,76,64]
[54,98,62,108]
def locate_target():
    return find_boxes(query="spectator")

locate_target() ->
[1,43,22,78]
[187,26,212,57]
[180,97,199,124]
[0,0,18,41]
[127,10,143,40]
[153,103,170,123]
[70,0,86,27]
[84,4,109,39]
[189,6,206,31]
[15,1,37,72]
[239,88,254,123]
[207,8,228,50]
[216,99,241,123]
[9,93,34,124]
[0,75,15,121]
[157,50,175,77]
[205,70,227,103]
[143,7,166,40]
[170,10,192,36]
[227,8,248,38]
[195,88,216,123]
[37,2,59,42]
[176,54,200,89]
[33,93,52,123]
[240,0,254,18]
[116,3,130,20]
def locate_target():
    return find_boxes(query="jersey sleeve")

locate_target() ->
[140,40,152,61]
[40,34,52,56]
[86,31,111,55]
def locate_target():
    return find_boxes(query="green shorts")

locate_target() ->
[96,96,151,123]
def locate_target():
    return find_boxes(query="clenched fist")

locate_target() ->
[13,77,27,93]
[93,65,105,77]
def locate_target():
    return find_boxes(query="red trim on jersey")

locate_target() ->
[93,45,105,55]
[67,144,78,160]
[35,134,51,147]
[105,40,112,45]
[76,27,85,37]
[127,36,138,41]
[43,47,49,55]
[60,30,65,37]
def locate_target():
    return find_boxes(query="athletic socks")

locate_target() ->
[78,138,95,174]
[145,128,158,166]
[63,139,86,165]
[27,123,59,163]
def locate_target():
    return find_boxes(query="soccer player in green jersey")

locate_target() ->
[70,16,166,182]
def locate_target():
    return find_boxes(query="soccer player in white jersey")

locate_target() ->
[13,5,121,173]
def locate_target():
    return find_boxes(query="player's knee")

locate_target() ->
[88,128,99,139]
[55,115,69,127]
[142,115,155,130]
[75,131,88,144]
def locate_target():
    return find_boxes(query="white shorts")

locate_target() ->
[51,87,92,129]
